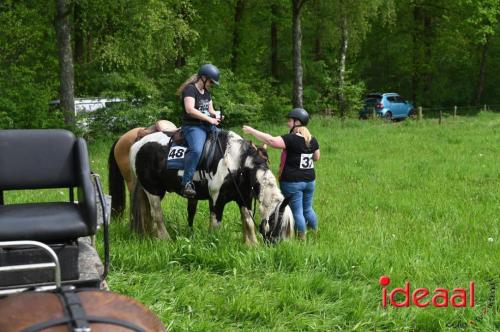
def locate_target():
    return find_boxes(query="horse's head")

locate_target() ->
[259,196,294,244]
[241,143,294,244]
[248,141,270,164]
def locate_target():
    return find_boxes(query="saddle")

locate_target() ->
[164,129,220,173]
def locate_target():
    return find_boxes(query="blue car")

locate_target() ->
[359,93,414,120]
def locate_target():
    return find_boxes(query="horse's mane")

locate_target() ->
[211,130,269,172]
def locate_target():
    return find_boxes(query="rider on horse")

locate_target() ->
[177,64,222,198]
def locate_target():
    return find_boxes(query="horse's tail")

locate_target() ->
[108,139,125,217]
[131,180,151,234]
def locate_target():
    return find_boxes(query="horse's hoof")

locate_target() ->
[155,231,171,240]
[244,239,259,247]
[209,221,221,229]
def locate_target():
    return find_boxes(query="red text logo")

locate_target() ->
[379,276,475,308]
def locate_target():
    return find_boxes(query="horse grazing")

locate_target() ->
[127,129,294,244]
[0,289,165,332]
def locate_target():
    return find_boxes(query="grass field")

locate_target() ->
[6,112,500,331]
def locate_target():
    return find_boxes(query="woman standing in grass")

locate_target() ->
[243,108,320,240]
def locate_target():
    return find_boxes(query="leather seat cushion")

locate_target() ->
[0,202,90,242]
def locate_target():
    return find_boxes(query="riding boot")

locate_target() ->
[181,182,196,198]
[297,231,306,241]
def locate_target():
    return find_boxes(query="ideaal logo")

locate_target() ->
[379,276,475,308]
[379,276,497,328]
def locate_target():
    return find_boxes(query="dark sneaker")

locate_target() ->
[181,182,196,198]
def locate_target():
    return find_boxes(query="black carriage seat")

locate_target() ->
[0,129,96,242]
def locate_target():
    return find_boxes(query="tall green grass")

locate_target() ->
[5,113,499,331]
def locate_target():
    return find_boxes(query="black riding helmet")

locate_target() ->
[198,64,220,85]
[287,108,309,126]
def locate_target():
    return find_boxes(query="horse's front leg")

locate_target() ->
[187,198,198,228]
[144,191,170,240]
[209,197,225,229]
[239,205,258,246]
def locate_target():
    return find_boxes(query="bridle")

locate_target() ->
[215,136,258,225]
[260,199,285,243]
[215,135,276,238]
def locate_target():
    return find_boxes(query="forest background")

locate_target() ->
[1,0,500,132]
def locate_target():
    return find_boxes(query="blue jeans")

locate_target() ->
[280,181,317,233]
[181,123,218,185]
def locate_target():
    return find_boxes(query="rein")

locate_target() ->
[262,199,283,242]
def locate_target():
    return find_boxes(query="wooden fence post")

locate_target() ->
[483,104,487,112]
[439,110,442,125]
[372,108,376,120]
[418,106,422,121]
[454,105,457,119]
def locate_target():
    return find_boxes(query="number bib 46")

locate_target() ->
[300,153,314,169]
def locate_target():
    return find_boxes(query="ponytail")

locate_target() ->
[294,126,312,147]
[176,74,198,96]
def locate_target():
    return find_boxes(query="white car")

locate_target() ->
[49,97,126,116]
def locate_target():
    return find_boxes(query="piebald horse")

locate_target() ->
[125,129,294,244]
[108,120,178,215]
[109,121,220,230]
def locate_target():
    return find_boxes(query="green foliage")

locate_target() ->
[0,1,60,129]
[82,102,174,138]
[305,61,365,116]
[0,112,14,129]
[2,0,500,131]
[79,71,160,101]
[462,0,500,44]
[212,71,267,127]
[74,0,196,73]
[0,67,62,129]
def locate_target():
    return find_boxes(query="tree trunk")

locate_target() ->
[86,32,93,63]
[314,32,322,61]
[292,0,306,108]
[474,36,490,105]
[231,0,245,72]
[313,0,322,61]
[338,12,348,117]
[271,2,279,80]
[175,52,186,68]
[422,13,433,98]
[55,0,75,126]
[73,1,84,64]
[174,36,186,68]
[411,5,421,105]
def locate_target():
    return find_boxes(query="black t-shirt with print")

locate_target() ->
[181,84,211,125]
[279,133,320,182]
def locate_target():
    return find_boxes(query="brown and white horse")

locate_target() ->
[108,120,177,217]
